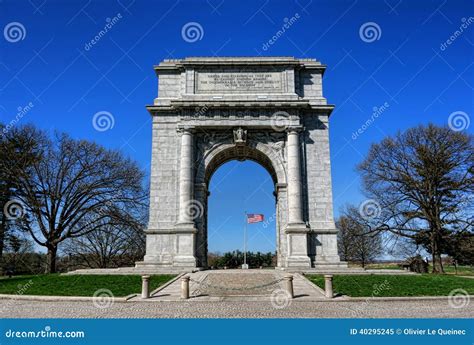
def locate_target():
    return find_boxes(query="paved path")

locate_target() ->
[147,270,325,301]
[1,299,471,318]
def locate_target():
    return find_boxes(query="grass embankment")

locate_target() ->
[0,274,176,297]
[306,274,474,297]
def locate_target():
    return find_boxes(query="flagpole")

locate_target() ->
[243,211,247,269]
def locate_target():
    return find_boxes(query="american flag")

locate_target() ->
[247,214,264,223]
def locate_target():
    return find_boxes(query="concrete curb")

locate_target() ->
[0,293,471,303]
[332,295,474,302]
[125,294,138,301]
[0,294,128,303]
[117,295,474,303]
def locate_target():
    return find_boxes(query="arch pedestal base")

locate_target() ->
[285,224,312,268]
[137,229,198,269]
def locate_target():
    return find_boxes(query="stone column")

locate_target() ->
[177,129,194,225]
[174,128,197,268]
[287,128,304,226]
[275,183,287,267]
[285,127,311,268]
[194,182,209,268]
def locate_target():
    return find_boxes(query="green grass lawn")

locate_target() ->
[353,263,403,270]
[440,265,473,276]
[0,274,176,297]
[306,274,474,297]
[350,262,474,276]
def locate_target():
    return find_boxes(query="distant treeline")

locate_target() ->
[207,251,276,269]
[1,252,143,276]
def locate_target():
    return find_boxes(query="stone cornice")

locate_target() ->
[154,57,326,72]
[146,102,334,112]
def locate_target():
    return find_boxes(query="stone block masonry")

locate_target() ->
[136,57,346,271]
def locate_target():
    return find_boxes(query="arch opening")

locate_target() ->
[194,142,288,269]
[206,159,277,269]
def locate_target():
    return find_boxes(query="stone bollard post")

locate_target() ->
[141,275,150,299]
[284,274,294,298]
[181,276,190,299]
[324,274,334,298]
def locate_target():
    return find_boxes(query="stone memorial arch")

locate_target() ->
[136,57,346,271]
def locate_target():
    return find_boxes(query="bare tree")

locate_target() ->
[336,214,354,262]
[357,124,473,273]
[4,128,146,273]
[336,206,382,267]
[64,207,147,269]
[384,233,420,259]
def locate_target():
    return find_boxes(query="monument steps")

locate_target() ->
[64,266,416,276]
[297,269,416,275]
[63,267,202,275]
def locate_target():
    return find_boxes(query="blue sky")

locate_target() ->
[1,0,473,254]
